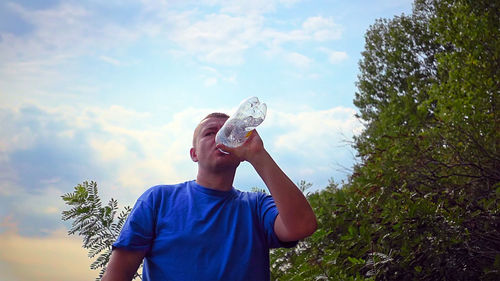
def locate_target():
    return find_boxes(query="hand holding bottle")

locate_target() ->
[216,128,266,163]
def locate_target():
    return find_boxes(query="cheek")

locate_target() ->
[198,139,213,151]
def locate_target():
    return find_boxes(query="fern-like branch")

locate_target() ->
[61,181,142,280]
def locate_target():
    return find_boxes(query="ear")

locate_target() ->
[190,147,198,162]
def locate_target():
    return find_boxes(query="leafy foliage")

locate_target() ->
[271,182,375,281]
[271,0,499,280]
[251,186,268,194]
[61,181,141,280]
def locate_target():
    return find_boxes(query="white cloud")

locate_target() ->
[76,106,203,196]
[0,1,343,74]
[302,16,343,41]
[90,138,128,162]
[168,13,262,65]
[212,0,276,15]
[166,13,343,65]
[328,51,348,64]
[285,52,312,68]
[262,19,343,56]
[0,2,142,98]
[268,106,363,157]
[0,103,193,201]
[200,0,302,15]
[319,47,349,64]
[1,3,89,62]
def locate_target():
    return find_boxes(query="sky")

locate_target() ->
[0,0,413,280]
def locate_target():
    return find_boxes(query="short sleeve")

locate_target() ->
[112,198,156,252]
[259,193,298,249]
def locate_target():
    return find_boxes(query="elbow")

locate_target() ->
[293,213,318,241]
[276,211,318,242]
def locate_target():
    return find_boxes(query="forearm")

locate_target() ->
[249,150,317,241]
[102,270,135,281]
[102,248,144,281]
[102,266,136,281]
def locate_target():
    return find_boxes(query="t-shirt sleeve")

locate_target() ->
[259,193,298,249]
[112,196,156,252]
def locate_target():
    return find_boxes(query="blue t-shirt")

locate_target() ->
[113,180,296,281]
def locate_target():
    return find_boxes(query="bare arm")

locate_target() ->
[250,148,317,241]
[101,248,145,281]
[217,131,317,242]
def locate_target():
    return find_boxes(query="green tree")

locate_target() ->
[352,0,499,279]
[61,181,142,280]
[271,0,499,280]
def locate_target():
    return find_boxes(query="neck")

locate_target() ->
[196,167,236,192]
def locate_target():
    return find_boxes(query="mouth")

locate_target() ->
[216,148,230,156]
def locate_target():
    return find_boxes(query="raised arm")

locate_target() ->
[101,248,145,281]
[217,131,317,242]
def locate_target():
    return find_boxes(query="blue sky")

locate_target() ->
[0,0,412,279]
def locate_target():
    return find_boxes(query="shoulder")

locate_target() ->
[143,181,189,194]
[234,189,274,207]
[137,181,191,205]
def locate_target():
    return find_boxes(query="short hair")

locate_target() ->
[202,112,230,120]
[192,112,230,147]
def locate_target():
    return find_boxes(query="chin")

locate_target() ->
[216,158,241,169]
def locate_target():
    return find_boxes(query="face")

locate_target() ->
[190,117,241,171]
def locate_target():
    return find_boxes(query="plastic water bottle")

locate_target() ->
[215,96,267,148]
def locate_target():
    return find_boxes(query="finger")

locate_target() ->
[216,143,233,154]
